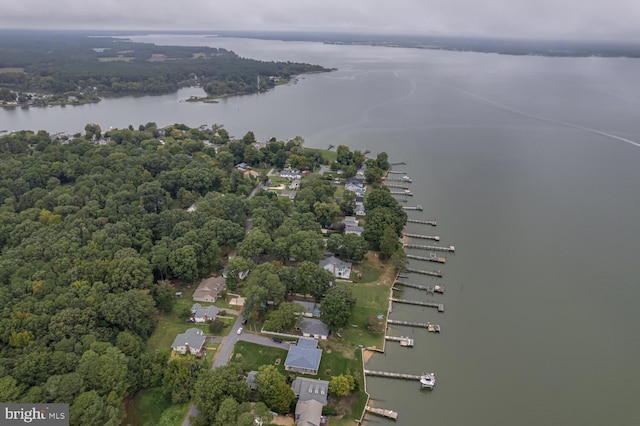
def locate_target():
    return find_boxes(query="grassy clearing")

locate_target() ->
[318,349,368,424]
[126,387,189,426]
[304,147,337,163]
[147,284,217,352]
[229,341,288,375]
[98,56,134,62]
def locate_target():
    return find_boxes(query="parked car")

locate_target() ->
[241,318,247,325]
[237,327,243,335]
[271,337,283,343]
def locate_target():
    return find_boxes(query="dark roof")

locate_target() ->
[285,338,322,372]
[171,328,205,351]
[299,318,329,337]
[291,377,329,405]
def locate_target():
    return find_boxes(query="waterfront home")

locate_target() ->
[298,318,329,340]
[319,256,352,279]
[291,377,329,405]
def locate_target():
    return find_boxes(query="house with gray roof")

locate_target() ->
[298,318,329,340]
[285,337,323,375]
[295,301,321,318]
[344,225,364,236]
[342,216,359,228]
[171,328,206,355]
[319,256,352,279]
[246,370,258,391]
[295,400,325,426]
[291,377,329,405]
[191,303,219,323]
[193,276,226,303]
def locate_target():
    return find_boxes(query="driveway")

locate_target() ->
[239,333,293,350]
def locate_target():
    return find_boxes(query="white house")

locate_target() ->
[191,303,219,323]
[318,256,352,279]
[171,328,206,355]
[193,276,226,303]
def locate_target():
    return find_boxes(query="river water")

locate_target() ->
[3,35,640,426]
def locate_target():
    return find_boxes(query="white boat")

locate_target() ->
[420,373,436,389]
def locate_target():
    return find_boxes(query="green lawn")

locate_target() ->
[126,388,189,426]
[304,147,337,163]
[228,341,288,375]
[146,284,231,352]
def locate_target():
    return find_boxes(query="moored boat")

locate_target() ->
[420,373,436,389]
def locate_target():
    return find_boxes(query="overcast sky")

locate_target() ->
[2,0,639,41]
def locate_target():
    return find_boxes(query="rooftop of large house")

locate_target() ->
[285,338,323,375]
[193,276,226,302]
[295,301,321,317]
[171,328,206,352]
[191,303,219,320]
[298,318,329,338]
[291,377,329,405]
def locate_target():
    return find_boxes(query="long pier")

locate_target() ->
[388,319,441,332]
[390,297,445,312]
[407,218,437,226]
[405,267,443,277]
[383,182,410,189]
[365,406,398,421]
[387,170,407,175]
[395,280,445,294]
[406,253,446,264]
[390,191,413,196]
[385,177,412,183]
[364,370,423,380]
[402,205,423,211]
[385,335,414,346]
[405,243,455,252]
[403,233,440,241]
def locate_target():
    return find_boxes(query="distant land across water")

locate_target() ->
[71,29,640,58]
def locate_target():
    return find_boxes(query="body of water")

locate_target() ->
[3,35,640,425]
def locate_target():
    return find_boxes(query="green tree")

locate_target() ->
[77,344,129,398]
[70,391,121,426]
[0,376,24,402]
[339,190,356,216]
[329,374,356,396]
[215,397,240,425]
[320,284,356,332]
[256,365,295,414]
[297,261,333,300]
[193,365,250,423]
[236,228,273,259]
[224,256,254,291]
[169,244,199,282]
[390,248,408,273]
[263,302,303,332]
[379,227,400,260]
[100,290,157,338]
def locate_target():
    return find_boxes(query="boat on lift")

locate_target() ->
[420,373,436,389]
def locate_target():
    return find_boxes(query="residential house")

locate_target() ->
[295,400,325,426]
[246,370,258,391]
[171,328,206,355]
[191,303,219,323]
[355,196,364,206]
[355,204,366,216]
[280,169,303,180]
[284,337,323,375]
[235,162,249,171]
[342,216,359,228]
[289,179,301,190]
[193,276,226,303]
[280,190,297,200]
[291,377,329,405]
[298,318,329,340]
[344,226,364,237]
[318,256,352,279]
[295,301,321,318]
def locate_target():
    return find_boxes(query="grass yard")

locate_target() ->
[304,147,337,163]
[146,284,230,352]
[229,341,288,375]
[125,387,189,426]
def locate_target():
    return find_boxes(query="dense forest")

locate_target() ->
[0,30,330,104]
[0,122,407,424]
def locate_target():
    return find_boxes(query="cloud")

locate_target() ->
[1,0,639,41]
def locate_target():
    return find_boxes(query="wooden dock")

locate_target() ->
[404,243,455,252]
[364,370,423,380]
[383,182,410,189]
[403,233,440,241]
[405,267,443,278]
[385,335,414,346]
[390,297,445,312]
[365,406,399,421]
[388,319,441,332]
[406,253,446,264]
[402,205,423,211]
[385,176,412,182]
[387,170,407,175]
[407,218,437,226]
[390,191,413,196]
[395,280,445,294]
[390,161,406,166]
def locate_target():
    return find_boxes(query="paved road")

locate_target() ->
[239,333,293,350]
[182,314,245,425]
